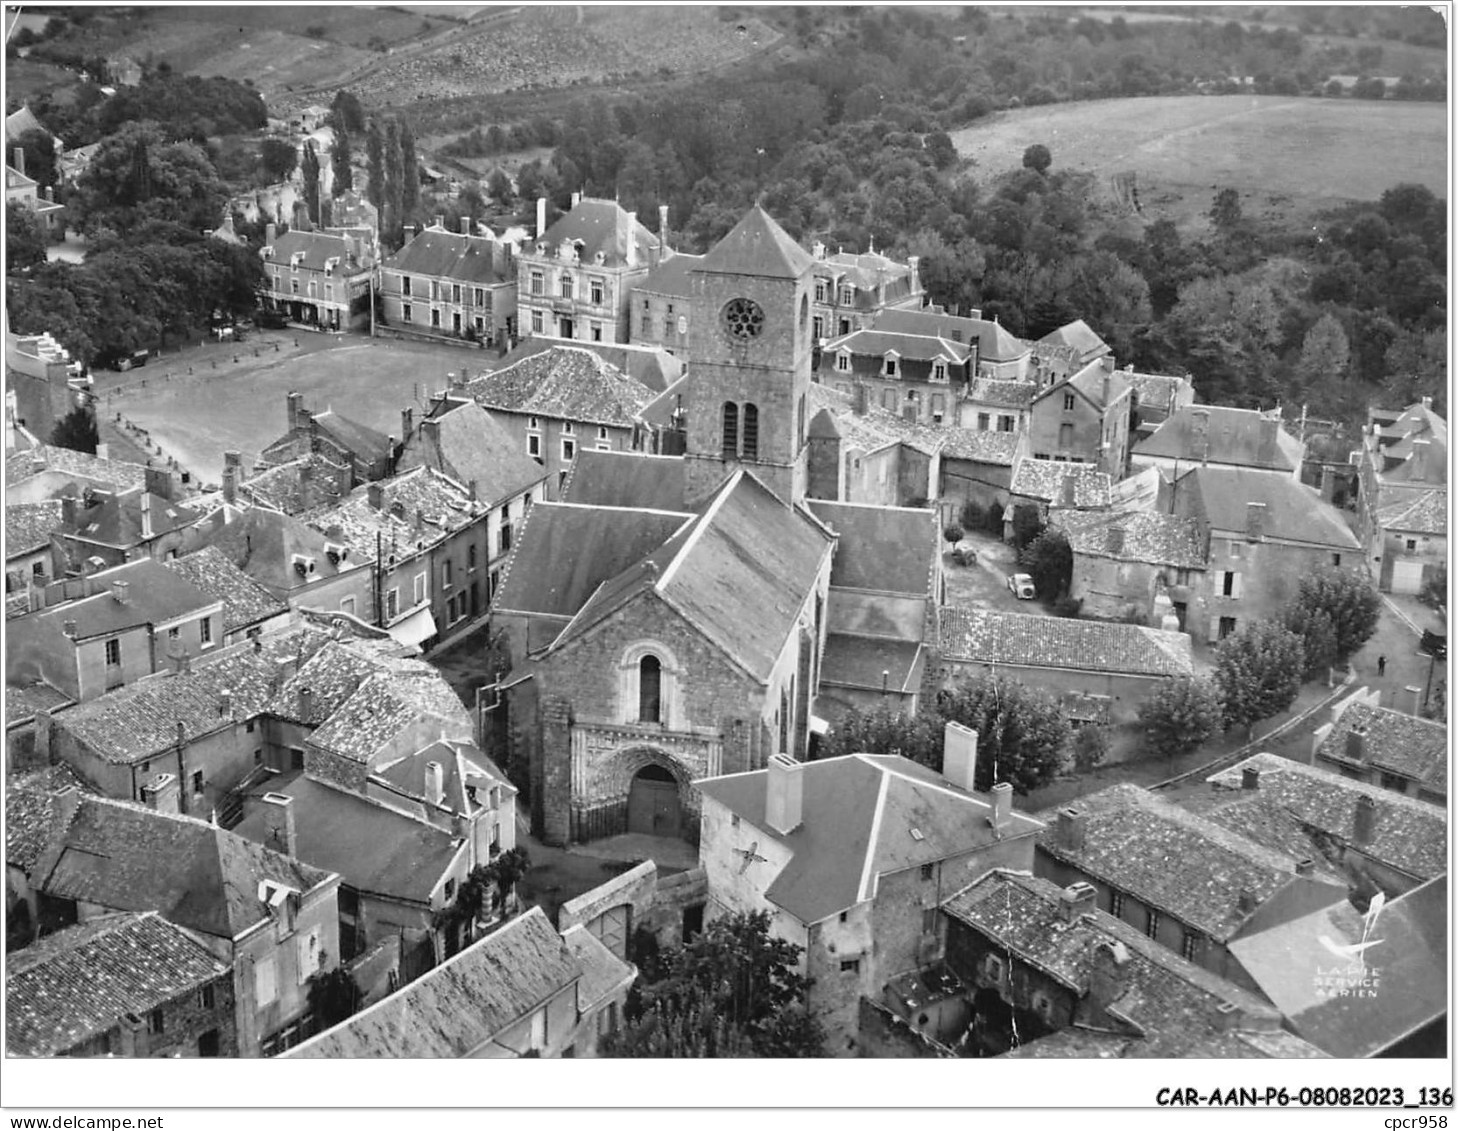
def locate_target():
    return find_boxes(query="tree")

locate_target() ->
[383,116,404,243]
[260,137,298,183]
[1022,143,1052,174]
[50,405,99,454]
[399,117,419,222]
[329,89,367,135]
[603,911,824,1058]
[1208,187,1243,235]
[485,168,513,209]
[1138,675,1224,761]
[15,128,58,189]
[1294,312,1351,399]
[6,206,49,271]
[306,964,362,1030]
[1281,603,1339,679]
[1214,620,1305,733]
[70,122,226,236]
[819,705,942,765]
[1019,529,1072,601]
[365,119,385,214]
[1072,724,1109,772]
[943,522,964,548]
[1286,567,1381,665]
[936,674,1070,793]
[330,126,353,195]
[300,142,321,226]
[1011,503,1043,551]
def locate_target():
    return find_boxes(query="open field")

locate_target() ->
[951,95,1446,228]
[98,334,487,486]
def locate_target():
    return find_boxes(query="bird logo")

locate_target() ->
[735,840,768,875]
[1318,892,1385,963]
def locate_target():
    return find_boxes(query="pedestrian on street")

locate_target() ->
[1377,655,1387,677]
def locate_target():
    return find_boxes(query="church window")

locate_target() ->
[721,403,739,457]
[639,655,662,724]
[741,404,759,461]
[800,293,809,331]
[721,298,765,340]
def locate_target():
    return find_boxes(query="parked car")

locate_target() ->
[1007,573,1036,600]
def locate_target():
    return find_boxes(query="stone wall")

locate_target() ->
[856,997,955,1059]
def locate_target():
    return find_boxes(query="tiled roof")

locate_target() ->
[1179,467,1360,550]
[1010,457,1112,508]
[1039,319,1110,359]
[60,487,206,549]
[967,376,1037,408]
[1202,753,1447,880]
[5,499,64,558]
[6,783,76,875]
[1314,704,1446,794]
[530,197,659,270]
[559,449,687,511]
[4,681,74,728]
[28,791,336,940]
[940,606,1193,677]
[300,466,481,561]
[234,774,460,903]
[163,546,289,636]
[874,308,1028,361]
[4,445,147,493]
[1054,510,1207,570]
[286,907,584,1058]
[826,328,971,364]
[261,229,367,275]
[939,428,1021,466]
[1034,783,1348,943]
[699,754,1042,924]
[465,346,656,429]
[561,923,636,1011]
[698,204,812,279]
[1127,372,1192,415]
[1375,488,1447,535]
[492,501,692,619]
[6,912,229,1057]
[6,558,218,646]
[804,500,938,595]
[1135,404,1303,472]
[636,251,704,299]
[1227,876,1445,1058]
[239,453,349,515]
[199,506,365,594]
[944,870,1320,1059]
[495,338,682,394]
[383,227,512,286]
[806,382,945,457]
[398,396,547,504]
[54,627,332,764]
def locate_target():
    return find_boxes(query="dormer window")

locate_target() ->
[815,280,828,303]
[932,361,948,382]
[290,252,305,270]
[839,286,854,306]
[835,351,850,373]
[261,245,275,259]
[883,353,899,378]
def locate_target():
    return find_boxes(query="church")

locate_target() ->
[487,206,941,846]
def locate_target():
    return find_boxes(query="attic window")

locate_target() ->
[909,828,924,841]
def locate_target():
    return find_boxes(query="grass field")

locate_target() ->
[950,95,1447,229]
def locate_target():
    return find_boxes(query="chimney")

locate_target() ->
[1352,793,1377,846]
[765,752,804,835]
[1421,395,1433,411]
[299,461,314,486]
[425,760,445,806]
[461,214,471,236]
[1061,474,1077,507]
[1245,501,1266,540]
[1101,371,1111,408]
[1258,414,1278,464]
[1191,409,1210,462]
[812,240,826,260]
[421,415,440,457]
[140,492,153,540]
[1411,438,1430,479]
[1059,880,1097,924]
[1106,524,1125,555]
[434,214,444,231]
[287,391,304,432]
[1403,685,1423,716]
[1241,765,1261,791]
[144,465,173,502]
[1345,723,1367,762]
[218,690,232,718]
[62,619,78,639]
[141,772,180,815]
[298,685,313,719]
[853,382,868,416]
[1057,807,1086,852]
[941,721,978,792]
[265,222,277,248]
[1236,887,1258,914]
[367,482,384,510]
[223,450,241,504]
[1295,858,1315,877]
[536,196,547,239]
[658,203,669,249]
[61,495,80,527]
[262,792,298,857]
[401,407,414,443]
[12,146,24,178]
[111,579,130,604]
[1086,940,1132,1018]
[117,1013,150,1058]
[468,479,479,503]
[991,782,1013,832]
[625,211,638,266]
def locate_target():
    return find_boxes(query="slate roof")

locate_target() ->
[300,466,481,561]
[26,791,336,940]
[1374,488,1447,536]
[939,428,1021,466]
[1039,319,1111,360]
[1226,876,1446,1058]
[492,502,692,619]
[233,775,461,904]
[638,372,689,430]
[398,396,547,504]
[550,472,834,682]
[804,500,937,595]
[816,249,919,308]
[698,754,1043,924]
[1054,510,1207,570]
[370,738,514,825]
[465,346,656,429]
[1179,467,1360,550]
[5,499,64,558]
[163,546,289,636]
[820,635,923,694]
[561,923,637,1011]
[636,251,704,299]
[559,449,687,511]
[306,409,392,466]
[1135,404,1303,472]
[940,606,1193,678]
[806,382,944,457]
[1060,359,1132,409]
[874,308,1028,362]
[1202,753,1447,881]
[3,681,74,729]
[261,229,368,275]
[285,907,585,1058]
[1314,704,1447,795]
[698,204,813,279]
[944,870,1324,1059]
[200,506,366,594]
[967,376,1037,409]
[1127,371,1192,416]
[1009,457,1112,508]
[531,197,659,270]
[6,912,229,1057]
[60,487,206,548]
[52,627,332,764]
[239,453,348,515]
[1034,784,1349,943]
[383,227,512,285]
[4,445,147,493]
[826,328,971,364]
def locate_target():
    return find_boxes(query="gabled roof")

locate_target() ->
[820,635,923,695]
[383,228,511,286]
[1135,404,1303,472]
[1057,359,1132,409]
[60,487,206,548]
[1054,510,1207,570]
[398,396,547,504]
[494,338,681,394]
[163,546,289,635]
[465,346,656,429]
[239,453,348,515]
[1039,319,1110,360]
[1179,466,1360,550]
[492,502,693,619]
[301,466,482,561]
[261,229,367,274]
[825,328,971,364]
[6,558,217,649]
[1126,371,1193,414]
[559,449,687,511]
[201,506,365,594]
[6,912,229,1057]
[285,907,591,1058]
[939,428,1021,466]
[6,105,48,145]
[697,753,1043,924]
[370,738,514,824]
[1313,704,1446,795]
[697,204,813,279]
[1010,457,1112,508]
[5,499,64,558]
[4,445,147,495]
[804,500,937,595]
[1227,876,1446,1058]
[307,408,392,467]
[806,382,944,457]
[1374,488,1447,535]
[25,790,336,941]
[874,307,1028,361]
[1201,753,1447,880]
[532,197,659,270]
[940,606,1193,677]
[944,870,1325,1059]
[636,251,704,299]
[967,376,1037,409]
[1035,784,1348,943]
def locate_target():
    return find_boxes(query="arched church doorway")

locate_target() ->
[627,763,681,837]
